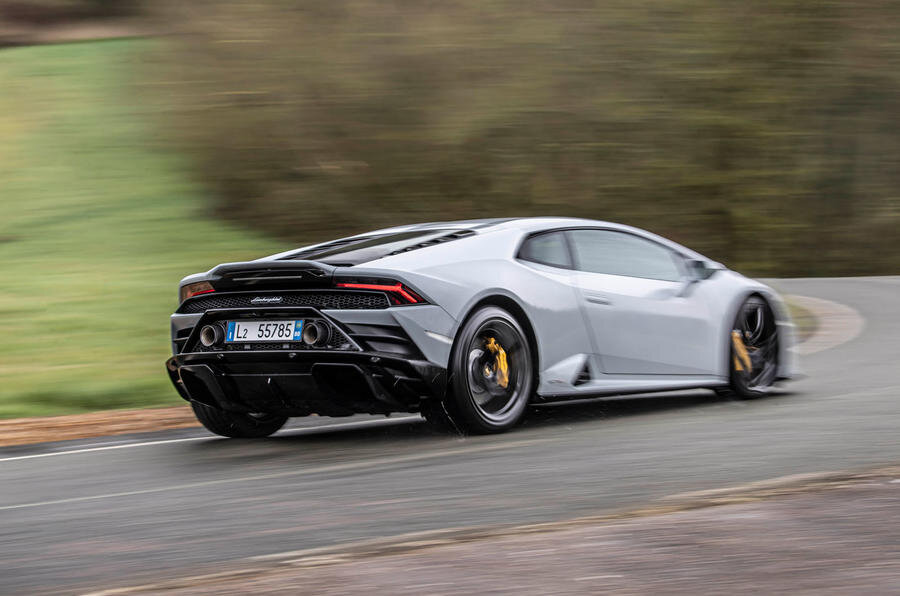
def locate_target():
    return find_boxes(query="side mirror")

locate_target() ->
[676,259,719,297]
[685,259,718,281]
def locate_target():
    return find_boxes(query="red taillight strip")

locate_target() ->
[336,282,420,304]
[189,288,216,298]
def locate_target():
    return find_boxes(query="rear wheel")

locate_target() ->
[190,401,287,438]
[726,296,779,399]
[437,306,534,434]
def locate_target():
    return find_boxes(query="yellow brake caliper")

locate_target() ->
[484,337,510,389]
[731,330,753,373]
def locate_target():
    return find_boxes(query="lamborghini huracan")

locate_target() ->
[166,218,796,436]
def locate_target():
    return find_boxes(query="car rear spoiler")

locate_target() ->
[206,260,336,291]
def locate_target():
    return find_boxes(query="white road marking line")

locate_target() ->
[0,416,421,463]
[67,440,132,449]
[0,438,545,511]
[0,436,209,463]
[3,377,897,466]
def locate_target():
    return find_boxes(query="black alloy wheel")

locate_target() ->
[727,296,779,399]
[431,306,534,434]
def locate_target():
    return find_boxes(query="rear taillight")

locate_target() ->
[179,281,215,304]
[335,281,423,305]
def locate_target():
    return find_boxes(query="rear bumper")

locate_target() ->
[166,350,446,417]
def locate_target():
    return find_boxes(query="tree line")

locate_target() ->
[151,0,899,276]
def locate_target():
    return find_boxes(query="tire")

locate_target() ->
[420,398,458,432]
[190,400,288,438]
[727,296,779,399]
[441,306,535,434]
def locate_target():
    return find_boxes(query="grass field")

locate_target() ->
[0,40,279,417]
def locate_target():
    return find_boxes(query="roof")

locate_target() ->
[260,216,657,262]
[383,216,606,234]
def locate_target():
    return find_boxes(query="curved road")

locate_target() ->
[1,277,898,594]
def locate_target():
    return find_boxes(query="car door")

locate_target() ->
[567,229,715,375]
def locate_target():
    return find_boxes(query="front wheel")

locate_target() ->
[727,296,779,399]
[191,401,287,438]
[442,306,534,434]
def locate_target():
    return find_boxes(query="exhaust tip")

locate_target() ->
[302,321,331,347]
[199,325,222,347]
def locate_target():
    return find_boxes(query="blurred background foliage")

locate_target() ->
[0,0,138,24]
[156,0,900,276]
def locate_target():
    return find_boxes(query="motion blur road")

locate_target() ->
[1,277,898,594]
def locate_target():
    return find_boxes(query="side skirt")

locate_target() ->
[535,375,728,402]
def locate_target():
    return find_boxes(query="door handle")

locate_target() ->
[586,294,612,305]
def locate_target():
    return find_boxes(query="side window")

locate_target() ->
[518,231,572,269]
[567,230,682,282]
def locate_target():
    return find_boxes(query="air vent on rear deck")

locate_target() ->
[225,268,327,283]
[386,229,475,256]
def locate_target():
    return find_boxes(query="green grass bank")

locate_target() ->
[0,39,279,417]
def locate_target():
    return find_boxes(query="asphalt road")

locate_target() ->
[1,277,898,594]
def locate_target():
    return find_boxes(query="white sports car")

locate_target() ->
[167,217,796,436]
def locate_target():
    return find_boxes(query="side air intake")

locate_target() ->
[574,362,592,386]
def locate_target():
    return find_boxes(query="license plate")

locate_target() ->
[226,320,303,343]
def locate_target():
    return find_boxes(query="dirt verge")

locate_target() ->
[0,405,197,447]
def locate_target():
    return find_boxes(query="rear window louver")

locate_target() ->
[284,237,369,261]
[386,229,476,256]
